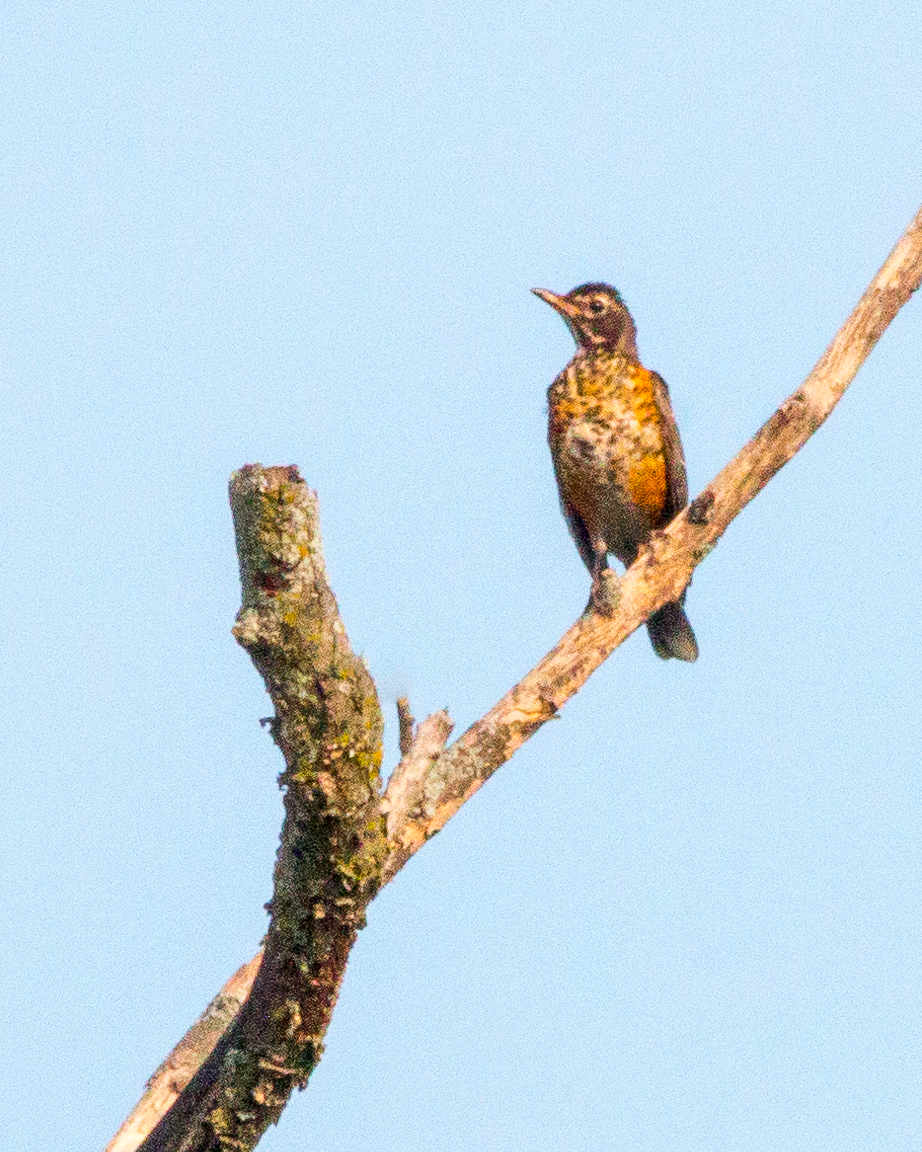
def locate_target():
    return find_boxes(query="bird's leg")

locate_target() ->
[588,545,621,616]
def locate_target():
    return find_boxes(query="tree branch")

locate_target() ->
[135,466,387,1152]
[106,956,263,1152]
[381,202,922,876]
[111,204,922,1152]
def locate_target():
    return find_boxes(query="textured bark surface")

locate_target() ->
[136,467,387,1152]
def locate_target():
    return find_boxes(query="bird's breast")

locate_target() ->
[548,353,669,528]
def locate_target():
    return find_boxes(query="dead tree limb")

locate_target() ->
[130,466,387,1152]
[115,204,922,1152]
[106,956,262,1152]
[380,202,922,876]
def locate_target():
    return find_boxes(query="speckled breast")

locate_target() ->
[547,350,669,536]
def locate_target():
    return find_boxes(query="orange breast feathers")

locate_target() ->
[548,358,672,526]
[622,363,668,523]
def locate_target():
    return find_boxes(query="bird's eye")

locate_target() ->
[587,298,607,314]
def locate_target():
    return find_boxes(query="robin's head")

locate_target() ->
[532,282,638,355]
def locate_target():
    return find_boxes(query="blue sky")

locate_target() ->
[3,2,921,1149]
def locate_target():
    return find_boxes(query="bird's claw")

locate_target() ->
[589,568,622,616]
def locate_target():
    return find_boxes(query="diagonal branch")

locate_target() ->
[105,956,263,1152]
[382,202,922,874]
[109,203,922,1152]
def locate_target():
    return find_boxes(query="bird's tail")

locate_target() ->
[647,601,699,662]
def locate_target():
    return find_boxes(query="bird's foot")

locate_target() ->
[588,568,622,617]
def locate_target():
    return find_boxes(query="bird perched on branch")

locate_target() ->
[533,282,698,662]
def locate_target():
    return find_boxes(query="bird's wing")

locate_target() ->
[549,452,597,572]
[651,371,688,519]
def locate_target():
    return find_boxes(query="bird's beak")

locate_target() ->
[532,288,582,320]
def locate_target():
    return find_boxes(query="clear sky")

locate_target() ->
[3,2,921,1149]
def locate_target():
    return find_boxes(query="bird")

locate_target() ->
[533,282,698,662]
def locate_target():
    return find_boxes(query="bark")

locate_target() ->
[134,467,387,1152]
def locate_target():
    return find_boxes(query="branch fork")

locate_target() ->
[108,204,922,1152]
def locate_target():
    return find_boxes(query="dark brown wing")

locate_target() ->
[651,371,688,520]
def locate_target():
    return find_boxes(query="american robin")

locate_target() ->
[533,282,698,662]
